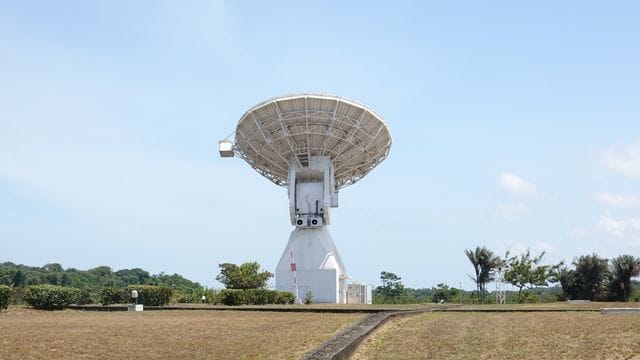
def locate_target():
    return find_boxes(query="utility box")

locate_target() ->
[347,283,372,304]
[127,304,143,312]
[219,140,234,157]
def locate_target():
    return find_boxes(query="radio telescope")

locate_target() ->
[220,94,391,303]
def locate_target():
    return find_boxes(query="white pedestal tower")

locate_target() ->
[220,94,391,303]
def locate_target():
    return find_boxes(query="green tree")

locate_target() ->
[45,274,59,285]
[114,268,151,286]
[465,246,502,303]
[88,266,117,287]
[11,270,26,287]
[61,273,71,287]
[504,250,562,303]
[557,265,579,300]
[376,271,407,303]
[215,262,273,290]
[610,254,640,302]
[573,254,610,301]
[0,269,12,285]
[41,263,63,272]
[431,283,459,303]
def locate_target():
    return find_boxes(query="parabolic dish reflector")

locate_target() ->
[233,94,392,188]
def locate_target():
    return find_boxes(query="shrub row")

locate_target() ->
[99,287,127,305]
[219,289,295,306]
[11,284,291,309]
[126,285,172,306]
[23,285,80,310]
[0,285,11,310]
[99,285,173,306]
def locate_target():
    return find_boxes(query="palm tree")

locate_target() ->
[610,255,640,301]
[573,254,610,301]
[465,246,502,303]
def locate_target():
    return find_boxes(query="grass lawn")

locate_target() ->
[453,301,640,311]
[0,307,363,360]
[133,303,443,311]
[353,311,640,359]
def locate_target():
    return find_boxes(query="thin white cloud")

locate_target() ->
[499,172,542,198]
[504,241,528,257]
[491,202,528,222]
[596,212,640,247]
[594,191,640,208]
[567,227,590,239]
[603,140,640,179]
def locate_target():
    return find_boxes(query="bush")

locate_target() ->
[274,291,295,305]
[100,287,127,306]
[11,287,24,305]
[203,289,220,305]
[24,285,80,310]
[172,288,210,304]
[217,289,295,306]
[173,291,199,304]
[304,290,314,305]
[219,289,247,306]
[125,285,173,306]
[246,289,274,305]
[0,285,11,310]
[77,288,96,305]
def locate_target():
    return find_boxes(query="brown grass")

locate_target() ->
[454,301,640,311]
[162,303,443,311]
[353,311,640,360]
[0,307,363,359]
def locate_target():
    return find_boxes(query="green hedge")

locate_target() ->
[219,289,247,306]
[172,289,208,304]
[203,289,220,305]
[125,285,173,306]
[99,287,127,305]
[24,285,80,310]
[0,285,11,310]
[99,286,293,306]
[274,291,295,305]
[220,289,295,306]
[246,289,273,305]
[77,288,96,305]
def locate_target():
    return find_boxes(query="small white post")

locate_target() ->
[128,290,143,312]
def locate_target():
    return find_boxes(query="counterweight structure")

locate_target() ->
[220,94,391,303]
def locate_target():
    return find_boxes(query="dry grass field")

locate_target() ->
[353,311,640,360]
[0,307,363,359]
[162,303,440,311]
[453,301,640,311]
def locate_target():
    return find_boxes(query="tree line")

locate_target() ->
[373,248,640,304]
[464,246,640,303]
[0,262,203,302]
[0,260,284,307]
[5,252,639,307]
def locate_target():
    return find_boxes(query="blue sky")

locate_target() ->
[1,1,639,289]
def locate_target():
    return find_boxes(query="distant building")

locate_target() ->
[347,283,372,304]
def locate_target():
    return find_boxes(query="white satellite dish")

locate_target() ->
[220,94,391,303]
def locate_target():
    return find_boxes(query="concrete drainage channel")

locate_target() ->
[301,309,429,360]
[67,305,393,313]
